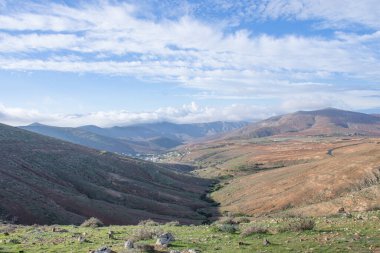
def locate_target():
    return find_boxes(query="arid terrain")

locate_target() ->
[0,123,215,225]
[161,109,380,219]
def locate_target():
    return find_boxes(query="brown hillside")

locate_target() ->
[212,139,380,216]
[226,108,380,139]
[0,123,214,225]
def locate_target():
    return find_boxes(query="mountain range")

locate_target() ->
[224,108,380,139]
[20,121,248,155]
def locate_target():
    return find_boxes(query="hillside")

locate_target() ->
[21,121,248,155]
[212,139,380,217]
[225,108,380,139]
[0,123,214,225]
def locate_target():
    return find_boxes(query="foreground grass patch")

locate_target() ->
[0,211,379,252]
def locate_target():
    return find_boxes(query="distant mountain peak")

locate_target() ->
[28,122,46,127]
[225,108,380,139]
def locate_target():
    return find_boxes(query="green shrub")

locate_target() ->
[214,224,238,234]
[80,217,104,228]
[279,218,315,232]
[214,217,236,225]
[240,225,268,237]
[132,226,163,241]
[135,243,155,252]
[233,217,251,224]
[165,220,180,226]
[138,219,160,226]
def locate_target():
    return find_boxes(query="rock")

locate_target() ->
[353,233,361,241]
[181,250,199,253]
[156,232,175,246]
[338,207,345,213]
[263,238,271,246]
[169,250,181,253]
[77,236,86,243]
[124,239,134,249]
[107,230,114,239]
[94,246,115,253]
[343,212,352,218]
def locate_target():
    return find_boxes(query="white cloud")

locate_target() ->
[259,0,380,29]
[0,102,265,127]
[0,0,379,115]
[1,92,380,127]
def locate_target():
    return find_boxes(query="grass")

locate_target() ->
[0,211,379,252]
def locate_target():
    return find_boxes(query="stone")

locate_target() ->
[124,239,134,249]
[338,207,345,213]
[108,230,114,239]
[94,246,115,253]
[155,232,175,246]
[77,236,86,243]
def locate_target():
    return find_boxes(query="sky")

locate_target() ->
[0,0,380,127]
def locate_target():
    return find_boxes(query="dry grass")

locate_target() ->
[80,217,104,228]
[240,225,268,237]
[211,139,380,217]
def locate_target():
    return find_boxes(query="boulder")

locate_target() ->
[155,232,175,246]
[94,246,115,253]
[124,239,134,249]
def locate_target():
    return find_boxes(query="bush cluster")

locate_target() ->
[240,225,268,237]
[80,217,104,228]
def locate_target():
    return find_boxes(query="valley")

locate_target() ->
[0,123,216,226]
[1,108,380,252]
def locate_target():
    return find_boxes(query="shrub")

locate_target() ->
[234,217,251,224]
[138,219,160,226]
[165,220,180,226]
[132,226,163,241]
[215,224,238,234]
[214,217,236,225]
[280,218,315,232]
[135,243,155,253]
[80,217,104,228]
[240,225,268,237]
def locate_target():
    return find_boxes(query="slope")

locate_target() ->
[212,139,380,216]
[0,123,214,225]
[226,108,380,139]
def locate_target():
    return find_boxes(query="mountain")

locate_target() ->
[225,108,380,139]
[212,139,380,216]
[0,123,214,225]
[21,121,248,155]
[21,123,137,155]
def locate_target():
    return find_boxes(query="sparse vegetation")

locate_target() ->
[165,220,180,226]
[1,211,379,252]
[240,225,268,237]
[132,226,163,241]
[279,217,315,232]
[80,217,104,228]
[138,219,160,226]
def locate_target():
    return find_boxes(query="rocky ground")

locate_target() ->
[0,210,379,253]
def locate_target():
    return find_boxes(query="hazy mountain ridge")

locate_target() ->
[21,121,248,155]
[225,108,380,139]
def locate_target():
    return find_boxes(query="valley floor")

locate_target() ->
[1,211,379,253]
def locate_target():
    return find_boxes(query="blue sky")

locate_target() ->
[0,0,379,126]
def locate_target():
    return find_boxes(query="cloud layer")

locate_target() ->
[0,0,379,125]
[0,102,271,127]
